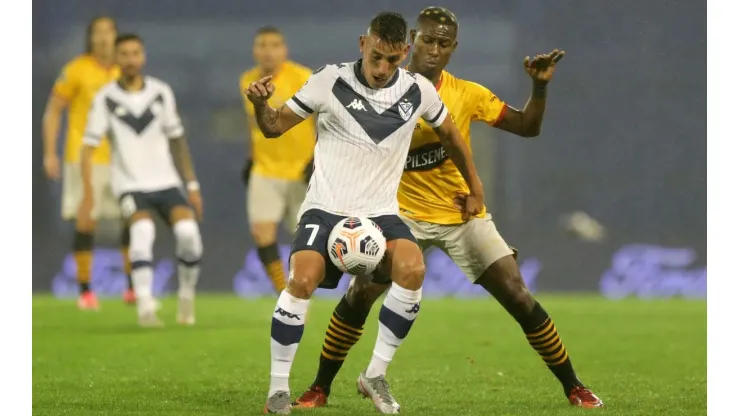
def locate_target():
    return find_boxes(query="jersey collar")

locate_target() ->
[354,59,400,89]
[404,65,444,91]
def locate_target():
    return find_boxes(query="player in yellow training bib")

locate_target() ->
[239,26,315,294]
[42,16,132,310]
[294,6,604,410]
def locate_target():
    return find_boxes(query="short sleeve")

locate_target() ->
[285,65,334,119]
[82,92,109,147]
[52,62,80,102]
[162,85,185,139]
[418,77,448,129]
[468,82,507,126]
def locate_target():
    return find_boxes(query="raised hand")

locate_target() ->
[524,49,565,84]
[244,75,276,106]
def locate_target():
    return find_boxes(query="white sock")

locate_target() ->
[129,219,156,316]
[173,219,202,300]
[178,264,200,300]
[269,290,310,397]
[365,283,422,379]
[132,267,154,315]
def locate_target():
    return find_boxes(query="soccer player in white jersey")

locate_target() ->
[79,34,204,327]
[244,12,485,415]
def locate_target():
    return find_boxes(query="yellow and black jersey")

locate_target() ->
[52,54,120,164]
[240,61,315,181]
[398,70,507,224]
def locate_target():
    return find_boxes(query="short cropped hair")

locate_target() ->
[368,12,408,46]
[417,6,459,28]
[115,33,143,47]
[255,26,282,38]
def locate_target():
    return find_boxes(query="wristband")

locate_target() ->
[186,181,200,191]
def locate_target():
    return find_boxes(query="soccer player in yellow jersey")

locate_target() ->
[239,26,315,294]
[294,7,604,410]
[42,16,134,310]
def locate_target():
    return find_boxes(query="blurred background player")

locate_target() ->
[239,26,315,294]
[42,16,135,309]
[80,34,204,327]
[246,11,485,414]
[293,7,602,410]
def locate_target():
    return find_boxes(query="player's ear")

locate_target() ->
[452,39,459,52]
[402,43,411,59]
[359,35,365,53]
[409,29,417,43]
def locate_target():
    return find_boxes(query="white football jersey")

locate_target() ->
[285,60,448,218]
[83,76,184,196]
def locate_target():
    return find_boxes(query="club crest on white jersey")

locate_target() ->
[398,99,414,121]
[284,60,449,218]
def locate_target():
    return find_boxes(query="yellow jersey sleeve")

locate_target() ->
[52,61,81,102]
[468,82,507,126]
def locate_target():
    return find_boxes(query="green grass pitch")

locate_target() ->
[33,295,706,415]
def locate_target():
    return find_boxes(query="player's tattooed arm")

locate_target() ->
[245,76,305,138]
[169,136,198,183]
[497,49,565,138]
[252,102,306,138]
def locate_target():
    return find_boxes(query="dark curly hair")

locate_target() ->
[368,12,408,46]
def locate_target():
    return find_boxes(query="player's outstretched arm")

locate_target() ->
[244,76,305,138]
[434,115,485,220]
[497,49,565,138]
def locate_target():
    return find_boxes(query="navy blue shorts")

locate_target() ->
[119,187,188,222]
[290,209,417,289]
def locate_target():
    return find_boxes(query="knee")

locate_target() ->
[251,223,276,247]
[287,272,320,299]
[174,219,203,260]
[129,219,156,261]
[286,256,323,299]
[508,281,535,313]
[75,216,96,234]
[480,258,535,315]
[347,276,388,311]
[393,259,426,291]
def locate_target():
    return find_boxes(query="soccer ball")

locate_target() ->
[328,217,386,275]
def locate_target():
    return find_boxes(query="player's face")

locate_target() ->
[359,34,410,89]
[115,40,146,78]
[253,33,287,73]
[410,22,458,76]
[90,18,117,56]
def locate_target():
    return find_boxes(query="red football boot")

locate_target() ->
[292,385,329,409]
[123,288,136,305]
[569,386,604,408]
[77,291,100,311]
